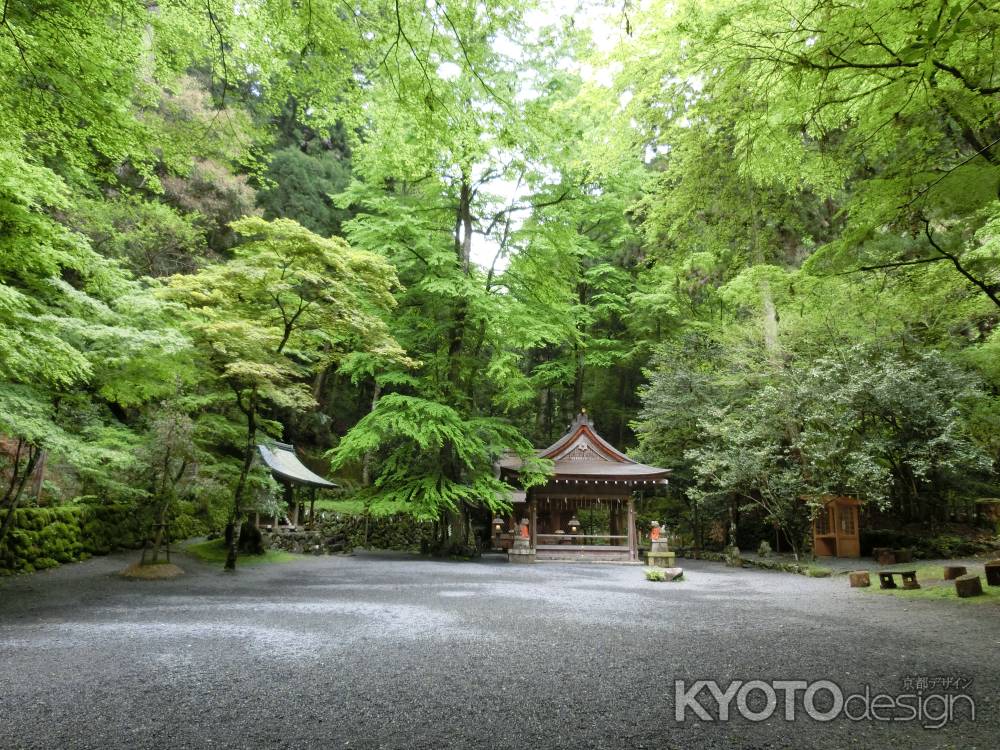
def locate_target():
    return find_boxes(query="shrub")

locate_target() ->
[757,540,772,558]
[725,545,743,567]
[806,566,833,578]
[645,568,667,581]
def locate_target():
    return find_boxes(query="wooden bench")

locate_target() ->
[878,570,920,590]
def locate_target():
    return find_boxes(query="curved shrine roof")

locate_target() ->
[499,412,669,483]
[258,442,338,489]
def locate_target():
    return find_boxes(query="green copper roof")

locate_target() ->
[257,442,337,489]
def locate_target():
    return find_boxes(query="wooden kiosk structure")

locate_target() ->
[257,442,337,528]
[812,496,861,558]
[499,412,669,562]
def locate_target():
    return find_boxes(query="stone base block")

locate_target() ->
[508,547,536,564]
[646,550,677,568]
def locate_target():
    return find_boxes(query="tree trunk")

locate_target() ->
[760,279,780,362]
[30,450,46,500]
[0,442,40,548]
[457,179,473,275]
[150,499,170,564]
[226,387,257,571]
[573,343,585,414]
[361,382,382,487]
[446,176,474,390]
[433,505,473,556]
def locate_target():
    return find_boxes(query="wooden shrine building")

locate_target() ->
[498,411,669,562]
[257,441,337,528]
[812,496,861,558]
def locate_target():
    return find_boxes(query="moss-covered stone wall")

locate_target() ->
[0,502,216,574]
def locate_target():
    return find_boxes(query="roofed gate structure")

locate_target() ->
[499,411,669,562]
[257,441,337,528]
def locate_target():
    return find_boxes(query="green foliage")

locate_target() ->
[259,147,353,237]
[185,538,294,566]
[805,566,833,579]
[0,0,153,176]
[165,216,405,385]
[869,565,1000,604]
[70,196,207,278]
[644,567,684,582]
[0,146,130,389]
[1,0,998,571]
[646,344,994,555]
[331,394,550,519]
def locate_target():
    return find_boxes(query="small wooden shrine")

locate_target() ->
[257,441,337,528]
[498,411,669,562]
[812,496,861,558]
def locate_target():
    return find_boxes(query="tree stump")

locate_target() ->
[954,574,983,598]
[985,560,1000,587]
[849,571,870,588]
[942,565,967,581]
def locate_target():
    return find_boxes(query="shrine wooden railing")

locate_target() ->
[536,533,628,546]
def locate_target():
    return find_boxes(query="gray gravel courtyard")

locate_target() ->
[1,550,997,749]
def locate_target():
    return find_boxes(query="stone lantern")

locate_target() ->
[508,517,535,564]
[491,515,505,550]
[646,522,676,568]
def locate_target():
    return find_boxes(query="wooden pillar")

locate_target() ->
[284,482,297,526]
[627,497,637,561]
[308,487,316,529]
[530,495,537,550]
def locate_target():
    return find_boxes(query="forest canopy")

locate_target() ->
[1,0,997,563]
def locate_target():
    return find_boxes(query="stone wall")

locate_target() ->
[267,513,434,555]
[0,502,215,574]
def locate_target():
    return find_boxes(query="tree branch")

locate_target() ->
[836,256,949,275]
[923,218,1000,309]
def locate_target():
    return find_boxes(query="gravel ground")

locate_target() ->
[0,550,997,750]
